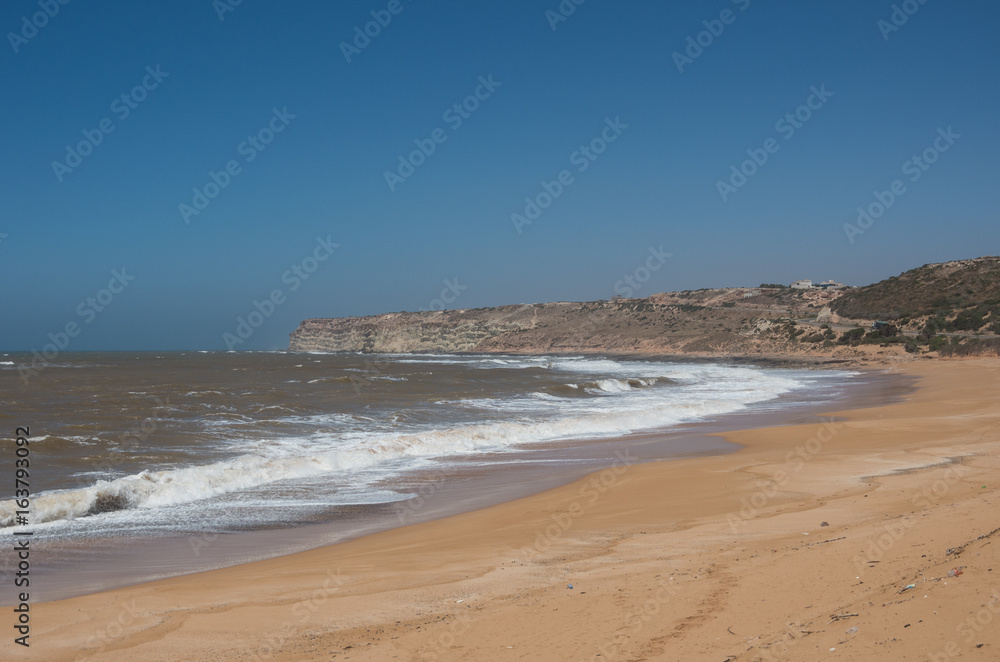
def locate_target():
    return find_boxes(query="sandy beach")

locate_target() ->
[22,358,1000,661]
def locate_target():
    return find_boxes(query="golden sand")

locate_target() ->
[28,358,1000,661]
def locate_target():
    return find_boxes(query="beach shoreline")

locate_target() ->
[21,357,1000,661]
[14,359,891,604]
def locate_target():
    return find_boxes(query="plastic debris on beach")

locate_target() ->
[948,567,965,577]
[900,584,916,593]
[846,626,859,635]
[567,584,573,589]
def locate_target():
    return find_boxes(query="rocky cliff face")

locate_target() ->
[289,261,1000,359]
[288,297,822,356]
[288,305,541,353]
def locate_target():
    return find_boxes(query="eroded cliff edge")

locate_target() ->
[288,257,1000,359]
[288,294,852,357]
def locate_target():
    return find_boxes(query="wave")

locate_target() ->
[1,356,832,533]
[19,435,95,452]
[537,378,662,398]
[387,354,557,370]
[0,367,801,529]
[589,377,659,393]
[306,375,408,384]
[0,452,374,527]
[307,376,355,384]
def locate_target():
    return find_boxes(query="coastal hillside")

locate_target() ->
[288,291,838,358]
[289,257,1000,359]
[831,256,1000,330]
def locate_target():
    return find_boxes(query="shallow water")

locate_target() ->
[0,351,888,600]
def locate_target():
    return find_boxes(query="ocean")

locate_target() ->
[0,351,881,600]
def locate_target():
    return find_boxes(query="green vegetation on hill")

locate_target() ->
[831,257,1000,331]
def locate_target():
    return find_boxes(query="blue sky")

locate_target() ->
[1,0,997,351]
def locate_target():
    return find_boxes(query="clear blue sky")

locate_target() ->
[1,0,998,351]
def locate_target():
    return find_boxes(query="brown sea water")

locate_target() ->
[0,351,903,601]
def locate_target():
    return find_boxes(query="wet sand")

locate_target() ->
[21,358,1000,661]
[18,367,894,603]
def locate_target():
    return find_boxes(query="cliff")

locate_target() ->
[289,257,1000,359]
[289,304,540,354]
[289,293,851,357]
